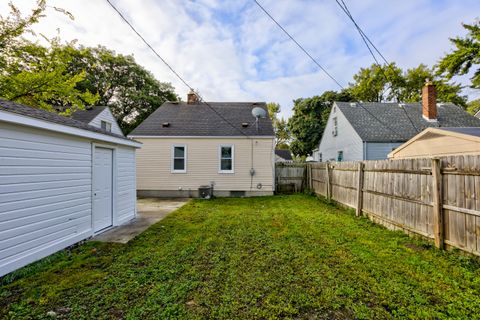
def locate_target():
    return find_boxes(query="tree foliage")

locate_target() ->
[288,90,353,157]
[349,63,467,107]
[437,21,480,89]
[267,102,289,148]
[0,1,178,129]
[466,98,480,115]
[0,1,97,114]
[64,46,179,133]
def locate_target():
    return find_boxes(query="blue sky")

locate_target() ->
[3,0,480,118]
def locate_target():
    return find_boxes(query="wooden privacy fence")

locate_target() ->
[308,155,480,256]
[275,162,306,193]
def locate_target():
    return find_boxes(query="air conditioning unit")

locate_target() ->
[198,185,213,199]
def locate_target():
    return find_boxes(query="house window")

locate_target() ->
[219,145,234,173]
[101,120,112,132]
[172,145,187,173]
[319,153,322,162]
[337,151,343,162]
[332,117,338,136]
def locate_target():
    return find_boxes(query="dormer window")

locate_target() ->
[101,120,112,132]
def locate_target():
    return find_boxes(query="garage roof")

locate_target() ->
[0,99,140,146]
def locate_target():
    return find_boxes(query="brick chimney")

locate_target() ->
[422,79,437,121]
[187,89,199,104]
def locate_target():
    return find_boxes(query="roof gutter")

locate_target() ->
[128,135,275,139]
[0,110,142,148]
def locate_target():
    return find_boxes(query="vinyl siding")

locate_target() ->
[0,123,92,276]
[0,122,137,276]
[318,106,363,161]
[365,142,403,160]
[116,146,136,224]
[89,108,123,136]
[135,138,274,192]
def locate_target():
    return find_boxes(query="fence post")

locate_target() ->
[356,162,364,217]
[326,162,331,200]
[307,164,311,190]
[431,158,444,249]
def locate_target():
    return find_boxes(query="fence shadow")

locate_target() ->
[276,156,480,256]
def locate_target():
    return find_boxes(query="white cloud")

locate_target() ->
[2,0,479,119]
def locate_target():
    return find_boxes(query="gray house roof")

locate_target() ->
[335,102,480,142]
[275,149,293,160]
[438,127,480,137]
[71,106,108,123]
[0,99,132,141]
[129,101,274,137]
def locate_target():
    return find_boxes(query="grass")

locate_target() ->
[1,194,480,319]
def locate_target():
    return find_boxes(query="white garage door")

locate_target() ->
[93,147,113,232]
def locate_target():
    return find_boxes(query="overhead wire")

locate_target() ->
[106,0,279,192]
[253,0,345,90]
[334,0,420,134]
[105,0,251,138]
[334,0,395,99]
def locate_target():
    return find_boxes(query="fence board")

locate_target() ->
[306,155,480,256]
[275,163,306,193]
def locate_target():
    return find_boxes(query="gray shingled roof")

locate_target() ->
[0,99,133,141]
[439,127,480,137]
[129,102,274,137]
[71,106,108,123]
[335,102,480,142]
[275,149,293,160]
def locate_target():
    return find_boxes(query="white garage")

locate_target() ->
[0,100,141,277]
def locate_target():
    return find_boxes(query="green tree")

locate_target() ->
[288,90,353,157]
[350,63,466,107]
[467,98,480,115]
[0,1,97,114]
[267,102,289,148]
[398,64,466,107]
[437,21,480,89]
[64,46,179,133]
[350,63,404,102]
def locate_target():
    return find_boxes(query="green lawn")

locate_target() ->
[1,195,480,319]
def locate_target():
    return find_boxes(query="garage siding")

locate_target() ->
[116,146,136,224]
[0,123,93,276]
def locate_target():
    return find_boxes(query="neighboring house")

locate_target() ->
[318,82,480,161]
[275,149,293,162]
[0,99,141,277]
[72,106,123,135]
[128,92,275,197]
[388,127,480,159]
[475,110,480,119]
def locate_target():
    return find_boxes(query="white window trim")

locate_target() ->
[101,120,112,132]
[171,144,187,173]
[218,144,234,174]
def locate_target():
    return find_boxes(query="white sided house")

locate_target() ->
[129,92,275,197]
[316,82,480,162]
[0,100,141,277]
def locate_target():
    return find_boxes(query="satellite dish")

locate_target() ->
[252,107,267,119]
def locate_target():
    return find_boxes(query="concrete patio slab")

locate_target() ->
[93,198,189,243]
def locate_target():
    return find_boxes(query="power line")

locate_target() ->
[253,0,344,90]
[336,0,389,65]
[335,0,419,133]
[104,0,250,137]
[334,0,404,103]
